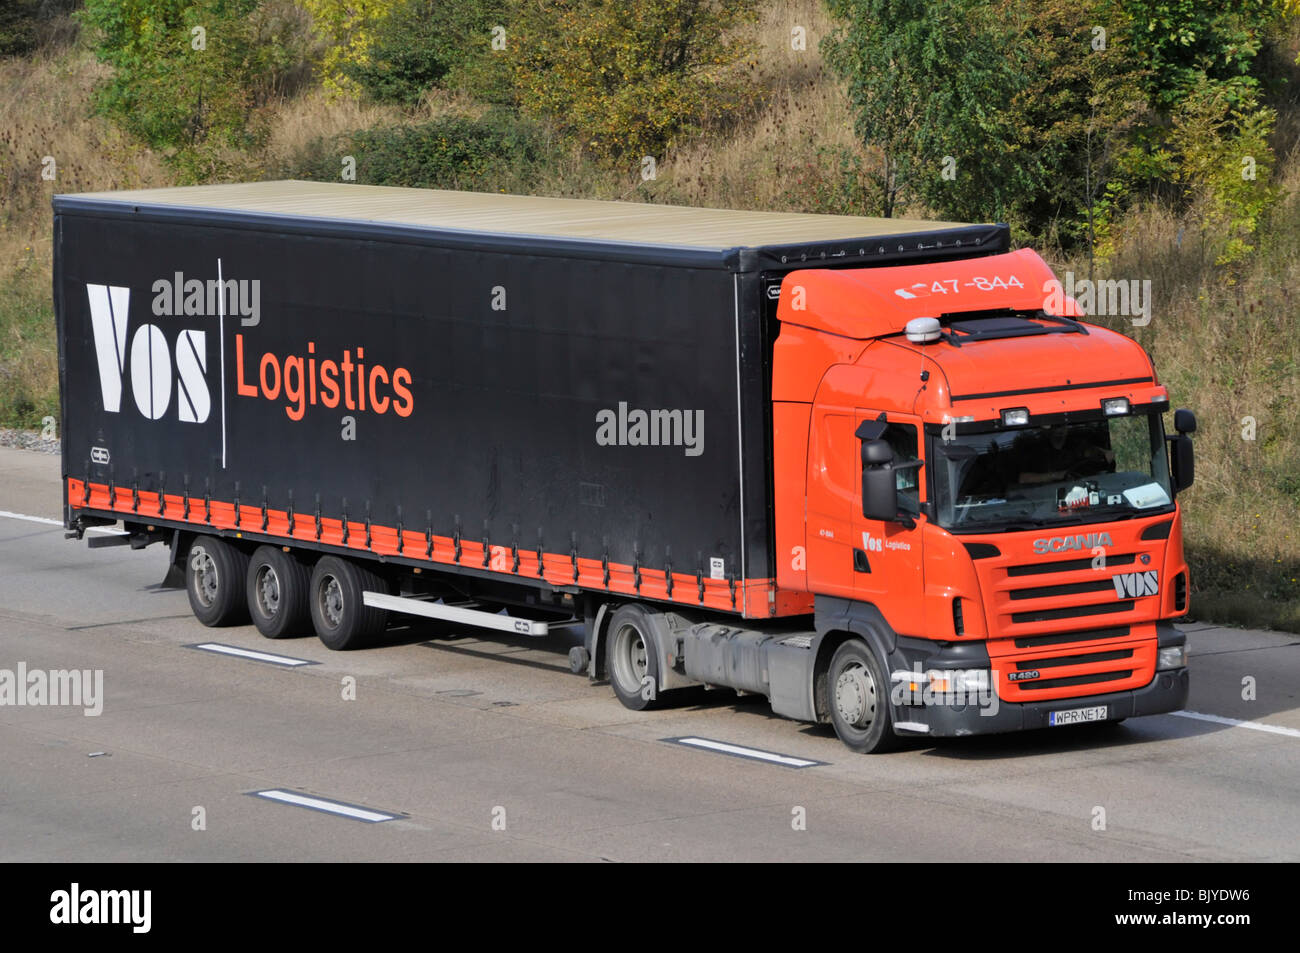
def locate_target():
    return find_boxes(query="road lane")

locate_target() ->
[1,446,1296,861]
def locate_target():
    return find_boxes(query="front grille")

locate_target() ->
[1014,626,1129,649]
[1016,669,1134,691]
[1008,578,1115,601]
[1016,648,1132,670]
[1007,553,1136,577]
[1012,600,1134,624]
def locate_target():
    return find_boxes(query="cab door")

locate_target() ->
[804,406,859,598]
[852,410,927,637]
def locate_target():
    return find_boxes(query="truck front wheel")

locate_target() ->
[186,536,250,627]
[309,556,389,650]
[247,546,311,639]
[827,640,900,753]
[607,604,664,711]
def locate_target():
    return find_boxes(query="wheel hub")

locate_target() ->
[834,662,876,728]
[257,566,281,615]
[612,624,648,693]
[321,577,344,626]
[190,547,218,607]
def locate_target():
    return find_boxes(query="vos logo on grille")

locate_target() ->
[1112,570,1159,598]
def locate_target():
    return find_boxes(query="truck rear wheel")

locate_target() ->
[827,640,900,753]
[309,556,389,650]
[247,546,311,639]
[607,604,664,711]
[186,535,250,627]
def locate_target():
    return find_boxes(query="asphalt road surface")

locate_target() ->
[1,445,1296,862]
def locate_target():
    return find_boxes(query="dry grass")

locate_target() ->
[1045,151,1300,630]
[631,0,870,211]
[0,46,172,429]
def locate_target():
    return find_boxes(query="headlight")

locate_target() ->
[1102,397,1131,416]
[1001,407,1030,427]
[1157,644,1187,670]
[925,668,990,693]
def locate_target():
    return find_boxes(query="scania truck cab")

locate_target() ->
[764,247,1193,750]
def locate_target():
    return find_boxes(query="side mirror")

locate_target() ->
[1171,434,1194,492]
[1174,408,1197,434]
[861,439,898,521]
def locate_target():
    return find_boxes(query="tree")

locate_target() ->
[78,0,313,158]
[343,0,505,106]
[500,0,758,164]
[823,0,1033,221]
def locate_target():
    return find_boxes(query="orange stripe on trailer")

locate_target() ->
[66,478,807,619]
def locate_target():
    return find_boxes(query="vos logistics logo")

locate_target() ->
[85,272,415,440]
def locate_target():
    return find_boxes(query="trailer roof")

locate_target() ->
[56,180,973,251]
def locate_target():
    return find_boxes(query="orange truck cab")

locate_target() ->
[768,248,1193,750]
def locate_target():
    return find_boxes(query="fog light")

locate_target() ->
[1001,407,1030,427]
[1157,644,1187,670]
[1102,397,1131,416]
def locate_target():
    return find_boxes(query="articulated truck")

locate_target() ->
[53,181,1195,752]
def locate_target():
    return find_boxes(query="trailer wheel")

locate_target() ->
[309,556,389,650]
[607,604,664,711]
[827,640,900,753]
[247,546,311,639]
[186,536,250,627]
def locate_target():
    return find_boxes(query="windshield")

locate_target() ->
[931,412,1173,532]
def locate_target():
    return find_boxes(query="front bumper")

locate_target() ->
[888,622,1188,738]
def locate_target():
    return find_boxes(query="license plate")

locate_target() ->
[1049,706,1108,726]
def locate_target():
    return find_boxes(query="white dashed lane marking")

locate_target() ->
[664,736,826,768]
[1170,709,1300,739]
[188,643,317,667]
[249,789,400,823]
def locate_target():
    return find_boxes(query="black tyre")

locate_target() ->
[606,604,664,711]
[186,535,250,627]
[826,639,900,753]
[246,545,311,639]
[309,555,389,650]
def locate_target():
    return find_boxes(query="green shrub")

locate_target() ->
[344,0,505,106]
[77,0,315,165]
[500,0,759,164]
[292,111,556,191]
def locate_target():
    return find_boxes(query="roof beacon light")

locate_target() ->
[905,317,942,344]
[1102,397,1131,416]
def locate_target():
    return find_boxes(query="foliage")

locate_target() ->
[78,0,314,160]
[499,0,759,164]
[0,0,45,56]
[1163,84,1277,263]
[292,111,556,191]
[344,0,505,106]
[1112,0,1280,109]
[996,0,1150,249]
[823,0,1040,221]
[825,0,1284,253]
[299,0,395,95]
